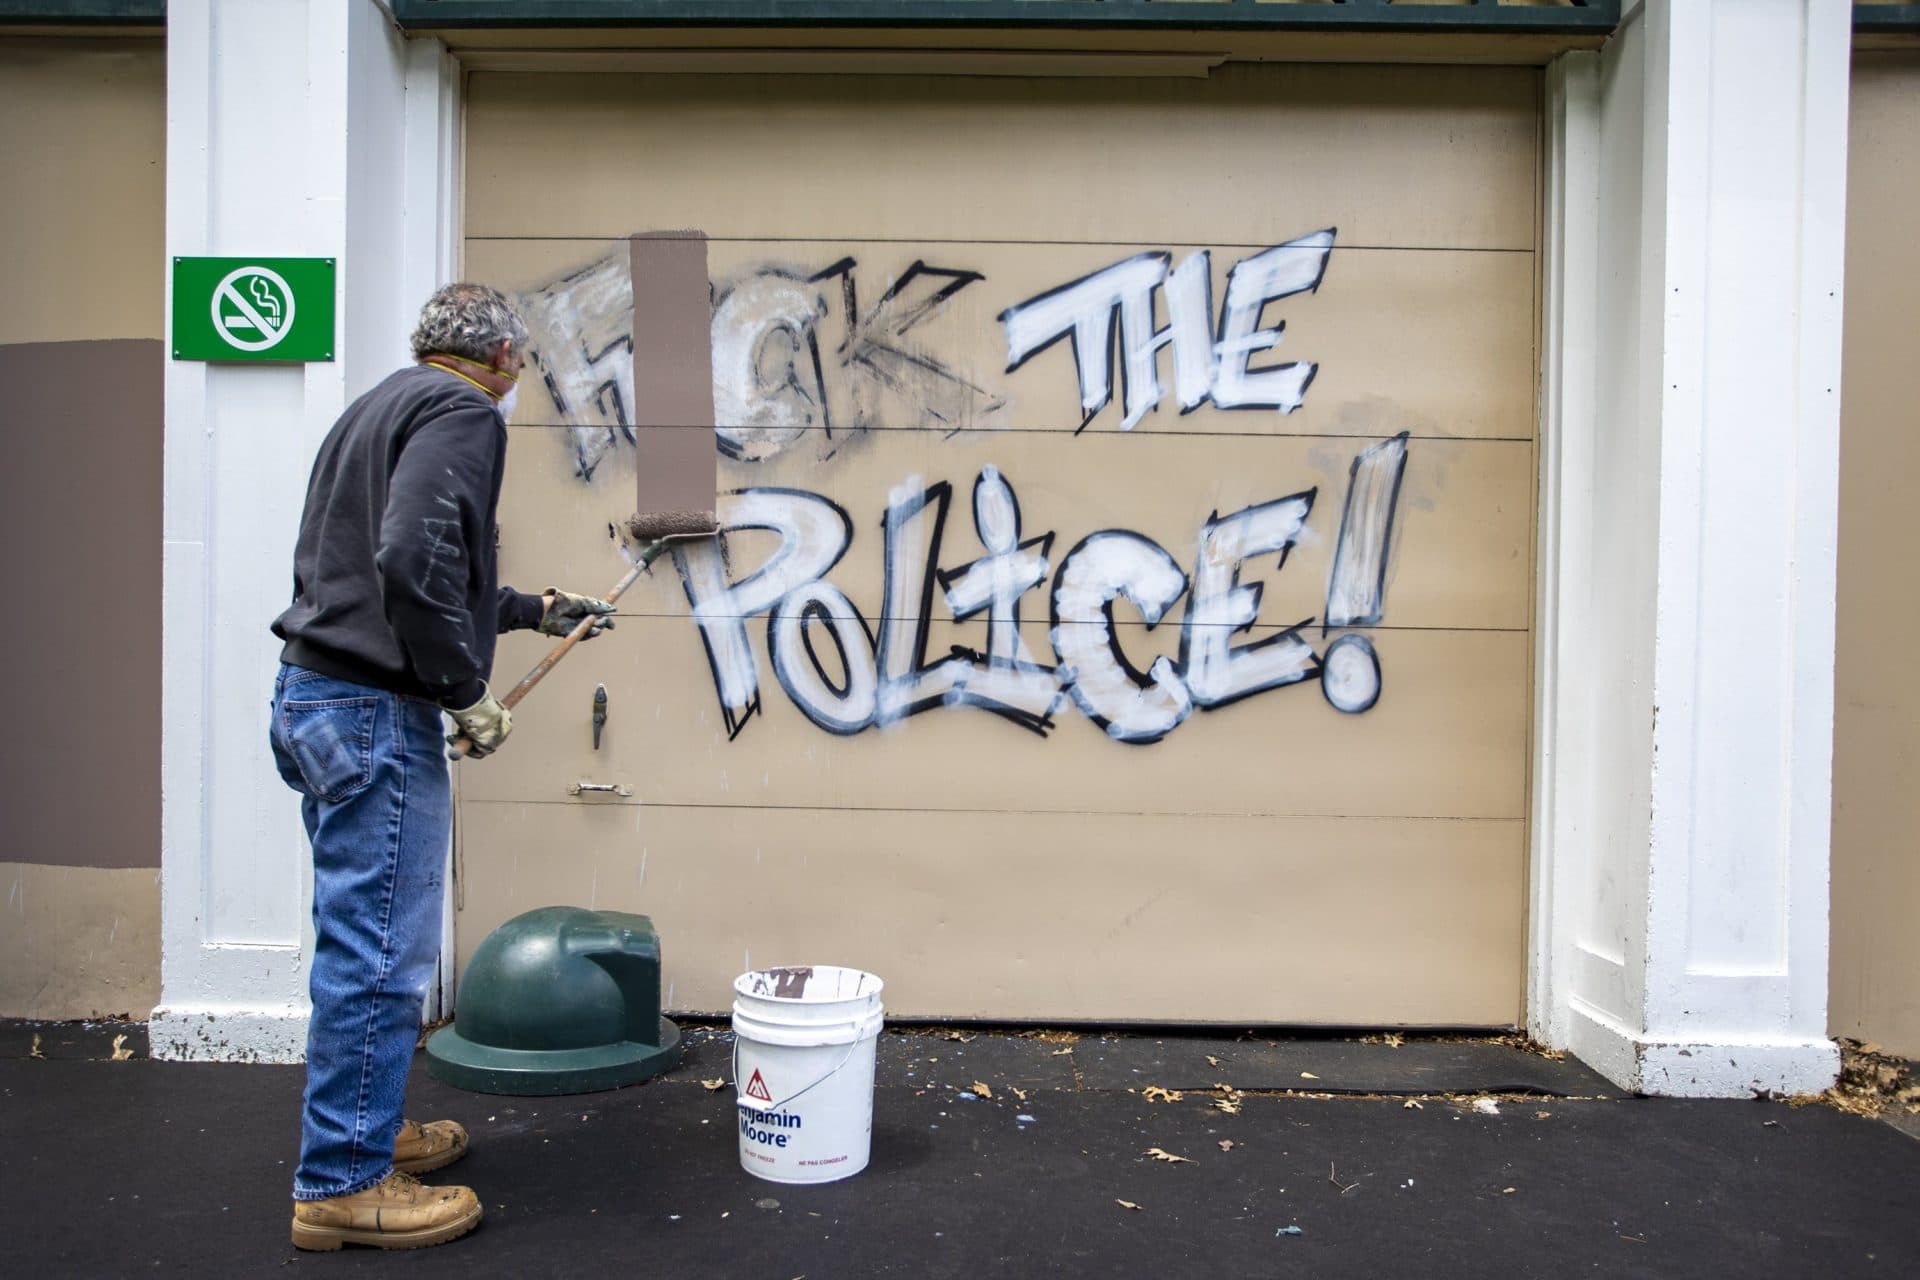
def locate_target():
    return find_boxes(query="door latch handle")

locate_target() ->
[568,781,633,798]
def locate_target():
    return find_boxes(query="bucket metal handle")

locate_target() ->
[731,1031,865,1114]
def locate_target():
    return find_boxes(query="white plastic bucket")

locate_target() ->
[731,966,885,1184]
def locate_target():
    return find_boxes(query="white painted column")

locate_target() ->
[1533,0,1850,1096]
[154,0,460,1061]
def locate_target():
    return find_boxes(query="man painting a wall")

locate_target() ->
[268,284,617,1251]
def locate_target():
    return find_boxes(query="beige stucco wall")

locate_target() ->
[1830,50,1920,1060]
[0,864,161,1020]
[459,63,1539,1024]
[0,39,166,346]
[0,37,165,1021]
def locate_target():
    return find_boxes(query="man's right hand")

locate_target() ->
[445,685,512,758]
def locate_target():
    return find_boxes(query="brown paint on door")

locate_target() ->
[629,231,717,526]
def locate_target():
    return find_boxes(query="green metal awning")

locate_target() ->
[388,1,1621,35]
[0,0,163,23]
[7,2,1915,37]
[1857,2,1920,33]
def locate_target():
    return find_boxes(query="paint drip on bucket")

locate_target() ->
[731,965,885,1185]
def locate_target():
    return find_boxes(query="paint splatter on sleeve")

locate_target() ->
[375,407,498,701]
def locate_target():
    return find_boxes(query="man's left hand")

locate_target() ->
[540,588,618,639]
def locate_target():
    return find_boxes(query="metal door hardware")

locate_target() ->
[569,781,633,798]
[593,684,608,750]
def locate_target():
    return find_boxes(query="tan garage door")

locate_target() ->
[459,62,1537,1026]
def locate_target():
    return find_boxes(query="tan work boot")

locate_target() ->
[290,1171,482,1251]
[394,1117,470,1174]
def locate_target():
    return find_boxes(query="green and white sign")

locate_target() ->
[172,257,335,362]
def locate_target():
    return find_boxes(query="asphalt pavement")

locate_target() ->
[2,1025,1916,1278]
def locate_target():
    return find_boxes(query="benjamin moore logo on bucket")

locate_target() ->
[739,1106,806,1149]
[745,1069,773,1102]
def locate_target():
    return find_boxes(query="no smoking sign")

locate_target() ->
[173,257,334,362]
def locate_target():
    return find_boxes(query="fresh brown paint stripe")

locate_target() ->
[629,231,717,528]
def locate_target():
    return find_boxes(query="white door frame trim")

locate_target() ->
[1528,0,1849,1096]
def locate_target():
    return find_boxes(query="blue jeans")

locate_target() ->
[269,663,451,1201]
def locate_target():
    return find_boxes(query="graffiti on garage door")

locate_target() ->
[515,230,1410,744]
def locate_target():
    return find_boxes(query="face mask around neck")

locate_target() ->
[494,381,519,421]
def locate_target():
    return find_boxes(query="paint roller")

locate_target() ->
[448,231,722,761]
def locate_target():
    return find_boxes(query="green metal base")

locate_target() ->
[425,1016,682,1096]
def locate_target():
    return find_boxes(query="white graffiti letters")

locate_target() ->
[1001,252,1173,431]
[1182,495,1319,709]
[674,488,854,738]
[769,581,876,735]
[710,274,829,462]
[875,479,970,726]
[1050,532,1195,744]
[1210,232,1336,411]
[678,446,1399,745]
[1324,432,1411,628]
[711,259,1005,462]
[939,467,1066,731]
[1000,229,1336,431]
[518,254,637,479]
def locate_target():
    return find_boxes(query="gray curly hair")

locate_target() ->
[410,282,529,364]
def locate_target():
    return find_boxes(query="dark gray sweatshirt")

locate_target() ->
[273,363,544,707]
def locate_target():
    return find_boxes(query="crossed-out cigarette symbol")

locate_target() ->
[212,265,296,352]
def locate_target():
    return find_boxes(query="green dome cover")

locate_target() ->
[426,906,681,1095]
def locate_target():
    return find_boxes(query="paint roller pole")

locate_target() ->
[447,536,673,762]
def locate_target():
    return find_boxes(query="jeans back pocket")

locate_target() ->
[279,697,378,803]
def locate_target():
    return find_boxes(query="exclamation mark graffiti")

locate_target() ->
[1321,432,1410,713]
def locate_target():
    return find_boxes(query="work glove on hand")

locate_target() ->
[539,588,618,640]
[445,685,513,759]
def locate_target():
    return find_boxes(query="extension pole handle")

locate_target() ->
[448,539,669,761]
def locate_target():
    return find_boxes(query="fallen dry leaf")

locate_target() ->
[971,1082,993,1100]
[1142,1086,1184,1104]
[1010,1085,1029,1102]
[1300,1072,1319,1081]
[29,1034,42,1059]
[1502,1187,1517,1195]
[1811,1040,1914,1118]
[1115,1199,1142,1212]
[110,1034,133,1062]
[1402,1099,1424,1110]
[1144,1147,1194,1164]
[941,1030,978,1043]
[700,1078,726,1091]
[1217,1140,1235,1152]
[1206,1055,1221,1068]
[1534,1110,1553,1120]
